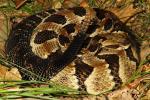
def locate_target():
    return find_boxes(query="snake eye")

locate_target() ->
[104,18,113,31]
[34,30,58,44]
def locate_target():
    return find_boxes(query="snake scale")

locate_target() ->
[6,7,140,94]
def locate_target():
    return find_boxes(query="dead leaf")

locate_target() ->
[51,0,62,9]
[14,0,27,9]
[141,40,150,61]
[62,0,81,8]
[0,64,22,81]
[142,90,150,100]
[107,74,150,100]
[36,0,45,4]
[0,12,11,57]
[110,5,138,22]
[127,74,150,89]
[80,0,89,7]
[142,64,150,72]
[108,88,138,100]
[36,0,51,9]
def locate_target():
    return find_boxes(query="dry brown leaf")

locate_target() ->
[14,0,27,9]
[108,88,138,100]
[0,13,9,41]
[80,0,89,7]
[0,64,22,95]
[36,0,45,4]
[59,95,106,100]
[0,64,21,81]
[142,90,150,100]
[36,0,51,9]
[35,0,61,9]
[108,75,150,100]
[110,5,138,22]
[142,64,150,72]
[140,40,150,61]
[62,0,89,8]
[62,0,82,8]
[0,43,5,58]
[0,12,11,57]
[51,0,62,9]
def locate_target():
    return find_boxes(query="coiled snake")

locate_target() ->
[6,7,140,94]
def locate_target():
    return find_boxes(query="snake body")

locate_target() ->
[6,7,140,94]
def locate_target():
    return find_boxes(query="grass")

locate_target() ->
[0,80,78,99]
[127,58,150,84]
[0,55,149,99]
[0,55,80,99]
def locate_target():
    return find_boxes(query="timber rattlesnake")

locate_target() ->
[6,7,140,94]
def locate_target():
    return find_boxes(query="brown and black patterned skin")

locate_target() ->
[6,7,140,94]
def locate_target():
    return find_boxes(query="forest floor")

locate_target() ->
[0,0,149,100]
